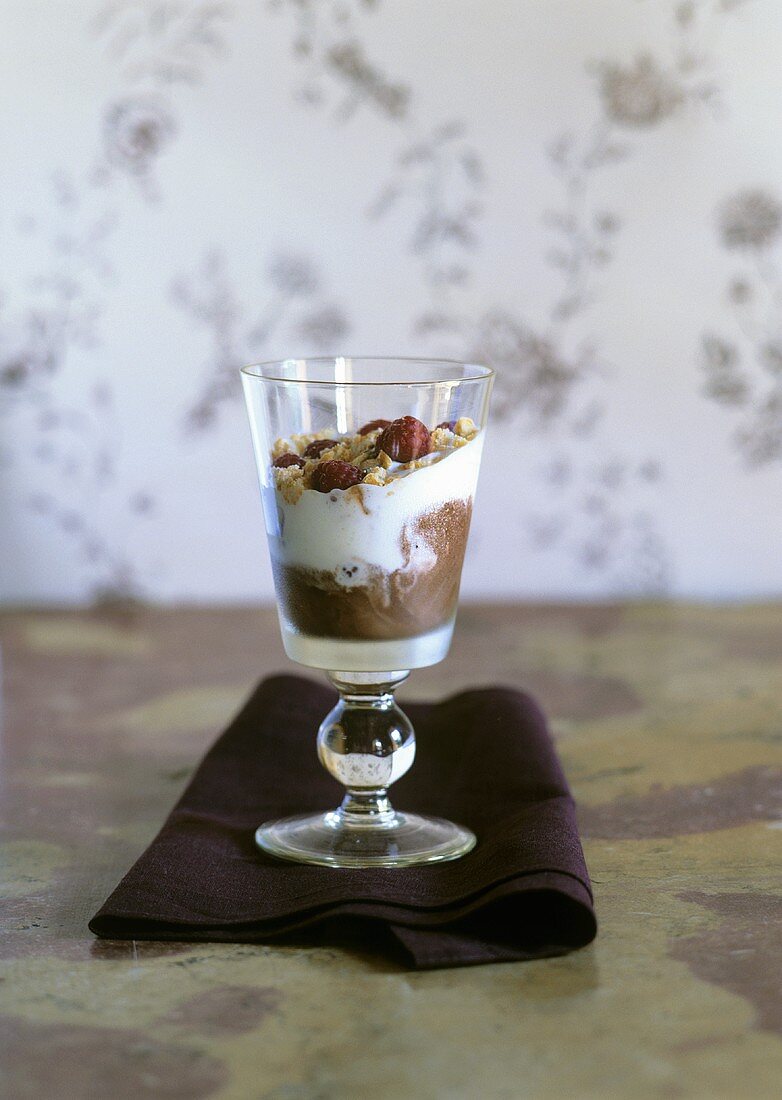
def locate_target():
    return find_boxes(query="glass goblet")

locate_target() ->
[241,357,493,867]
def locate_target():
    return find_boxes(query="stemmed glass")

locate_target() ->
[241,357,493,867]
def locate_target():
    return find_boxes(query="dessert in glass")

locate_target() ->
[241,357,493,867]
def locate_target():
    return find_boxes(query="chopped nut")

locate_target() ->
[311,460,364,493]
[357,418,391,436]
[273,452,305,469]
[303,438,340,459]
[454,416,478,439]
[378,416,432,462]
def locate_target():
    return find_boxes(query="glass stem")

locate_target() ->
[318,671,415,828]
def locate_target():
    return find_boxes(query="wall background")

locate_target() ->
[1,0,781,605]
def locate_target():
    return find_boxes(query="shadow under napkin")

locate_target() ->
[89,675,596,969]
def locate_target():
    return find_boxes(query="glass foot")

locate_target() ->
[255,810,476,868]
[255,669,475,867]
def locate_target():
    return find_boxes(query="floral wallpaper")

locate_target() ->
[702,188,782,465]
[1,0,780,604]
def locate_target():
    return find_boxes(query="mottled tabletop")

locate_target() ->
[1,604,781,1099]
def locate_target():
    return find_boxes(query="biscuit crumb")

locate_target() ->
[273,464,305,503]
[362,467,387,486]
[349,429,383,461]
[272,437,296,460]
[431,427,457,450]
[320,441,352,463]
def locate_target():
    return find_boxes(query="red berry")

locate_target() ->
[311,460,364,493]
[357,418,391,436]
[303,438,339,459]
[273,452,305,469]
[378,416,432,462]
[436,420,456,431]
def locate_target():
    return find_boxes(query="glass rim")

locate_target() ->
[239,356,495,386]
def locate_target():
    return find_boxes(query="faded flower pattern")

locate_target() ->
[701,336,748,406]
[1,0,230,603]
[719,190,782,251]
[370,121,485,292]
[702,189,782,466]
[294,305,350,346]
[597,55,685,128]
[172,250,351,431]
[734,394,782,466]
[103,97,176,179]
[0,311,72,396]
[267,254,320,298]
[326,41,410,120]
[93,1,231,87]
[469,313,585,425]
[269,0,406,119]
[522,449,670,596]
[93,1,230,199]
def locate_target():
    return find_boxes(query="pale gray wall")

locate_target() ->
[1,0,781,603]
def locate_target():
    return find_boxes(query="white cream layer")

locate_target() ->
[265,435,483,584]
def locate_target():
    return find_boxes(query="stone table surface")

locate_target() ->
[1,603,781,1099]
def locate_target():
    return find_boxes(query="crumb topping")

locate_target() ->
[271,417,479,503]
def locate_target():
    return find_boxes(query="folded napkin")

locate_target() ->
[90,674,596,969]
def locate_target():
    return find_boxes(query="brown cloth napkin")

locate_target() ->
[90,674,596,969]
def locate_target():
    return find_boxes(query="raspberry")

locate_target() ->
[378,416,432,462]
[303,438,339,459]
[273,452,305,469]
[311,460,364,493]
[357,418,391,436]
